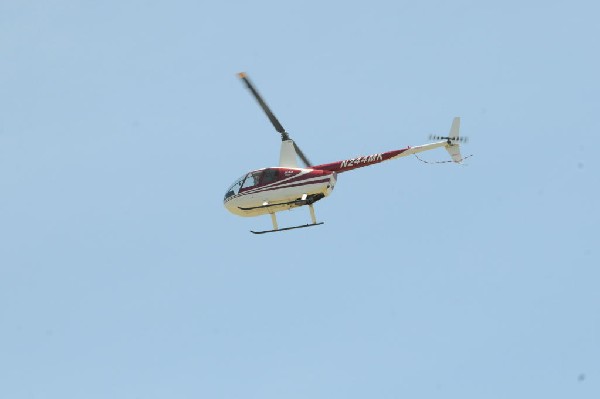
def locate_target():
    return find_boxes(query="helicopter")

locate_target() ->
[224,72,468,234]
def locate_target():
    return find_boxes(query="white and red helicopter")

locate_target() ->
[225,72,468,234]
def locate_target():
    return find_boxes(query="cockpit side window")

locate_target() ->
[261,169,278,185]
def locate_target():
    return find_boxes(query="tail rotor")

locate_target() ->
[429,134,468,144]
[430,117,469,163]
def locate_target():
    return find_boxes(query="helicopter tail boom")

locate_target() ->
[312,142,447,173]
[312,117,466,173]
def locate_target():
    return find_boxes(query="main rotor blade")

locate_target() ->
[293,142,312,168]
[238,72,288,139]
[237,72,313,167]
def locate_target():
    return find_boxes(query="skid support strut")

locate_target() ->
[309,204,317,224]
[251,198,324,234]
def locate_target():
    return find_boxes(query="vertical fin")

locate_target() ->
[445,117,463,163]
[448,117,460,140]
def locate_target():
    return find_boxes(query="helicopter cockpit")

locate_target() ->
[224,168,280,201]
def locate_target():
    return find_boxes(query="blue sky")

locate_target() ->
[1,1,599,398]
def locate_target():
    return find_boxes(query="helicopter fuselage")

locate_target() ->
[224,167,336,217]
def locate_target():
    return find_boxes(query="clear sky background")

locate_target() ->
[1,1,598,398]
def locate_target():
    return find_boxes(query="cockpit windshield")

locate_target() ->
[224,174,246,200]
[224,169,280,201]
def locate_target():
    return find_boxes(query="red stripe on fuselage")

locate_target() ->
[313,148,409,173]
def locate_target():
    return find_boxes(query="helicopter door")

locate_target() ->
[260,169,278,185]
[239,169,279,192]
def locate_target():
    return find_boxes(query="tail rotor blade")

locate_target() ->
[430,135,469,143]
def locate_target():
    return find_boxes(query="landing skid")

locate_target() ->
[251,222,324,234]
[250,201,323,235]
